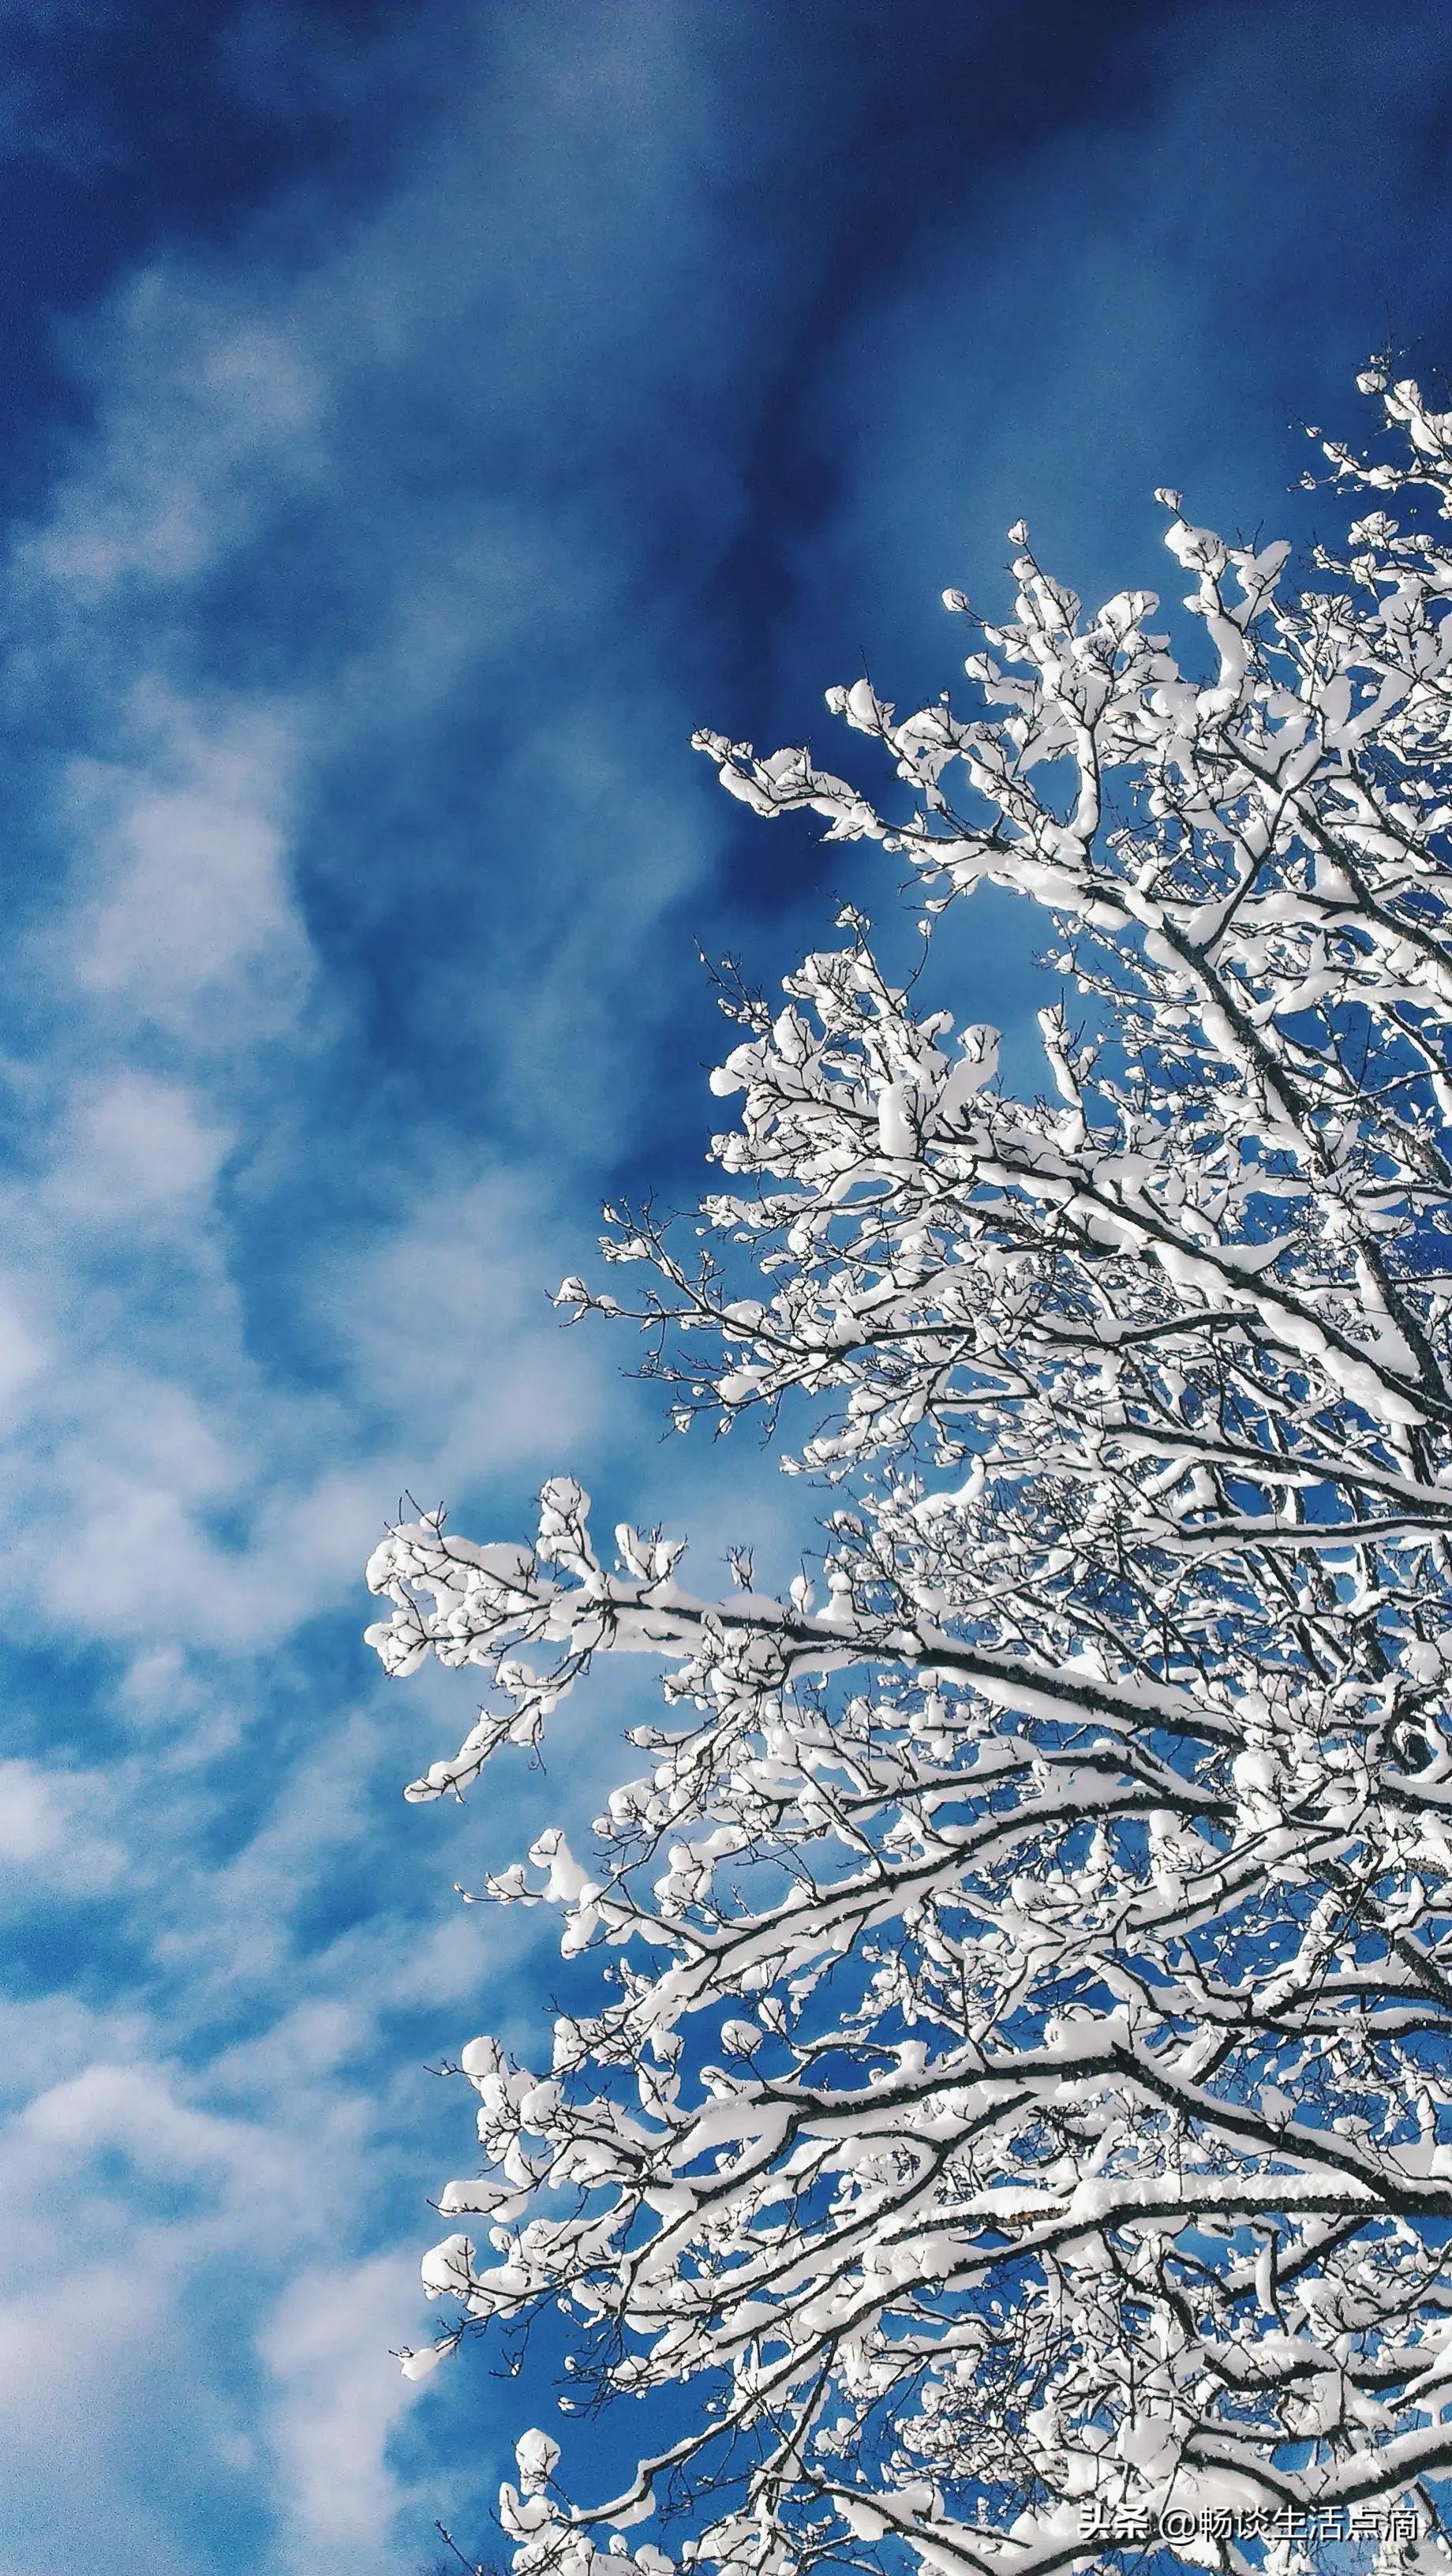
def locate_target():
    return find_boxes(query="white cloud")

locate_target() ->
[23,278,327,595]
[0,6,885,2572]
[261,2253,427,2573]
[43,1068,234,1219]
[322,1163,619,1479]
[0,1757,123,1889]
[57,692,315,1043]
[0,2040,432,2575]
[0,1278,47,1415]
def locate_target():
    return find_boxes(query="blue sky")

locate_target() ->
[4,4,1452,2570]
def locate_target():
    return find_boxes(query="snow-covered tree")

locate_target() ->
[372,367,1452,2575]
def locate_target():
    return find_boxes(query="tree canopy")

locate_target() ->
[371,365,1452,2576]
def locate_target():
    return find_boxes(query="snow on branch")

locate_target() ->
[372,369,1452,2576]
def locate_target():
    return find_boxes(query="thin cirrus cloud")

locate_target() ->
[0,12,818,2570]
[4,5,1452,2574]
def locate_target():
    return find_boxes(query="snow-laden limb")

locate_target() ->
[372,371,1452,2576]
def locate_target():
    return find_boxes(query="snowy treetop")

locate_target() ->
[377,372,1452,2576]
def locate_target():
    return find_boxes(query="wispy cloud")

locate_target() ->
[0,7,807,2563]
